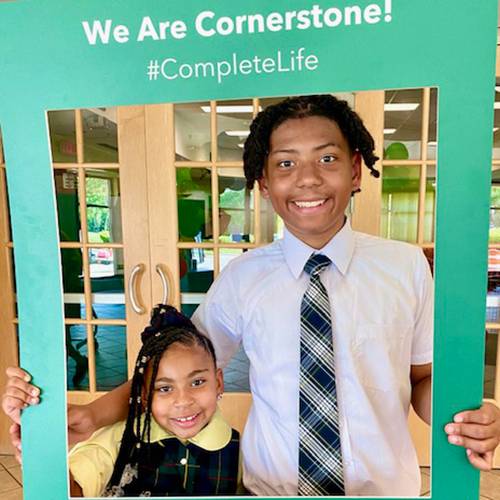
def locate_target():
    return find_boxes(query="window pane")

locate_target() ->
[47,110,77,162]
[494,84,500,160]
[260,197,284,243]
[54,169,81,243]
[484,328,498,399]
[82,108,118,163]
[89,248,126,320]
[427,88,438,160]
[86,170,122,244]
[177,167,213,242]
[384,89,423,161]
[424,166,436,244]
[216,100,252,162]
[381,165,420,243]
[180,248,214,294]
[220,248,244,271]
[490,184,500,243]
[61,248,85,320]
[223,346,250,392]
[95,325,128,391]
[218,168,254,243]
[175,102,211,161]
[66,323,89,390]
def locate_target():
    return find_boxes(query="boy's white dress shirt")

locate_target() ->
[193,219,434,496]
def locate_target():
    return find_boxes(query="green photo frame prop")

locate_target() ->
[0,0,497,498]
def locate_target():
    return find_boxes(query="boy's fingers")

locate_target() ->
[445,422,495,440]
[5,367,31,382]
[9,422,22,452]
[466,449,493,471]
[447,434,499,455]
[454,404,496,425]
[6,376,40,398]
[3,387,39,406]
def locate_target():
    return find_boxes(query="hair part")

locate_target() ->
[243,94,380,190]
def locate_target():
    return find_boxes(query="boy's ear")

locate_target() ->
[257,176,270,199]
[351,151,362,191]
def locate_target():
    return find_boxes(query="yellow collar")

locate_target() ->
[144,408,232,451]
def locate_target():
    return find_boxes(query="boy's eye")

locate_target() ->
[320,154,336,163]
[191,378,206,387]
[277,159,294,169]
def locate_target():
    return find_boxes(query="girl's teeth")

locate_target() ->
[177,414,196,422]
[295,200,325,208]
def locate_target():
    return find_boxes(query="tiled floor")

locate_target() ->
[1,456,499,498]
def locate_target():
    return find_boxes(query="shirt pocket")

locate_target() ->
[351,323,412,393]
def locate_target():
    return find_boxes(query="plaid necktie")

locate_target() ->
[298,253,345,496]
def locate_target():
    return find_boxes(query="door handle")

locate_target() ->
[156,264,169,305]
[128,263,146,314]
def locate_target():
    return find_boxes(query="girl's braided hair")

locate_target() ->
[105,304,217,493]
[243,94,380,190]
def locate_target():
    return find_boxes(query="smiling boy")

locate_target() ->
[3,95,500,496]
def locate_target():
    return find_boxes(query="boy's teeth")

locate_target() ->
[294,199,325,208]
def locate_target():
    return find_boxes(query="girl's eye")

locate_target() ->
[156,385,172,393]
[320,154,336,163]
[278,159,294,169]
[192,378,206,387]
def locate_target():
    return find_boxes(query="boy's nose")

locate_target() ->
[296,162,322,187]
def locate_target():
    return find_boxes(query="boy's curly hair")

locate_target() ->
[243,94,380,189]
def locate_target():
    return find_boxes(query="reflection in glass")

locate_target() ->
[216,100,253,162]
[260,197,284,243]
[61,248,85,319]
[177,168,213,242]
[89,248,126,320]
[175,102,211,161]
[47,110,77,162]
[218,168,254,243]
[384,89,423,161]
[82,108,118,163]
[96,326,128,391]
[380,166,420,243]
[54,169,81,242]
[66,324,90,390]
[179,248,214,294]
[86,170,122,244]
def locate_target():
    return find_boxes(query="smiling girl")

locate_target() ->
[68,304,241,497]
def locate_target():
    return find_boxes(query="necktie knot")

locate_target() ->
[304,253,331,277]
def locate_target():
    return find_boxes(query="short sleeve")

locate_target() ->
[411,249,434,365]
[68,421,125,497]
[192,263,243,368]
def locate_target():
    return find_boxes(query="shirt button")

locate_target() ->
[180,458,187,465]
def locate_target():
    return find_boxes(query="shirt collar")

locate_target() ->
[282,218,355,279]
[145,408,232,451]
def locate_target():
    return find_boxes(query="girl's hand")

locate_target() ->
[444,402,500,470]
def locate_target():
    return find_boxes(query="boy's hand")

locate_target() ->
[67,404,97,446]
[445,402,500,470]
[2,367,40,425]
